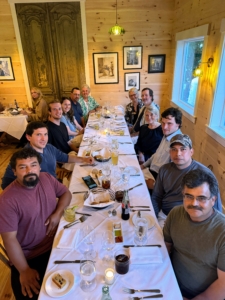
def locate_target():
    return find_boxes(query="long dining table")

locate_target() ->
[38,112,182,300]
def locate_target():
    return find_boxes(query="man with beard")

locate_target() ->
[163,169,225,299]
[0,148,71,300]
[69,87,85,127]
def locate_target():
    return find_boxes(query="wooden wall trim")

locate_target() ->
[175,24,209,41]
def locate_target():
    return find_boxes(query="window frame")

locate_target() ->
[171,24,209,123]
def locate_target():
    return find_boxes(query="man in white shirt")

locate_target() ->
[141,107,182,189]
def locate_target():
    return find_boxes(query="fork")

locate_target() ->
[124,288,160,294]
[80,163,97,167]
[130,295,163,299]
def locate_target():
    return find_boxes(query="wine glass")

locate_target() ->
[80,224,97,260]
[80,258,96,292]
[122,168,130,189]
[101,230,115,266]
[134,217,148,245]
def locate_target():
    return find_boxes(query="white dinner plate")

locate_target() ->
[45,270,74,298]
[132,212,155,230]
[124,166,140,175]
[84,189,115,209]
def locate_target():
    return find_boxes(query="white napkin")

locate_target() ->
[93,147,111,159]
[142,168,155,181]
[84,191,112,207]
[57,228,79,250]
[130,247,162,264]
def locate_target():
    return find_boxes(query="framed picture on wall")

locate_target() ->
[124,72,140,91]
[123,46,143,69]
[93,52,118,84]
[0,57,15,80]
[148,54,166,73]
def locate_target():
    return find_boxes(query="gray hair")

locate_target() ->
[144,105,159,121]
[128,87,139,97]
[81,84,90,92]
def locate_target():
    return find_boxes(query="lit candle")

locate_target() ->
[105,268,115,285]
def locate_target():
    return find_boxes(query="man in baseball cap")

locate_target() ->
[151,133,222,228]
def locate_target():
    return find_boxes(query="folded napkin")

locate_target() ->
[142,168,155,181]
[84,190,111,207]
[130,247,162,264]
[57,228,79,250]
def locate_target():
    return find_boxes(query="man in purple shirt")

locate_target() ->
[0,148,71,300]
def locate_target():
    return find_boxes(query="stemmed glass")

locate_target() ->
[80,258,97,292]
[80,224,97,260]
[121,168,130,189]
[101,230,115,266]
[134,217,148,245]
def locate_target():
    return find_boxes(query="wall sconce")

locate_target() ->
[109,0,125,35]
[193,57,214,77]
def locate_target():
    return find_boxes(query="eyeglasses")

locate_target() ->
[183,194,212,203]
[129,94,136,97]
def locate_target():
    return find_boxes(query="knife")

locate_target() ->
[131,209,151,212]
[128,183,143,190]
[130,206,150,208]
[54,260,96,264]
[72,191,88,194]
[75,211,92,217]
[123,245,162,248]
[130,174,140,176]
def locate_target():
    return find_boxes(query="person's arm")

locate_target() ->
[45,189,71,236]
[165,241,173,255]
[1,231,41,298]
[68,155,94,165]
[81,116,85,128]
[65,125,79,137]
[151,170,164,216]
[191,268,225,300]
[1,164,16,189]
[74,118,84,133]
[141,154,153,169]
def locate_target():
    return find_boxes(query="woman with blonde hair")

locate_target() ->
[21,87,48,122]
[135,106,163,163]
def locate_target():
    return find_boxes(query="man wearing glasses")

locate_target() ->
[163,169,225,299]
[69,87,85,127]
[151,134,222,228]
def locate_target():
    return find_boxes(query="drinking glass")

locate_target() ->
[80,224,97,259]
[80,259,96,292]
[111,139,119,150]
[111,150,119,166]
[121,169,130,189]
[134,217,148,245]
[101,230,115,265]
[102,163,111,177]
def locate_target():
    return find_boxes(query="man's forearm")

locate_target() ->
[192,277,225,300]
[55,190,71,216]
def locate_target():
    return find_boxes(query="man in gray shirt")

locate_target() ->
[163,169,225,299]
[152,134,222,227]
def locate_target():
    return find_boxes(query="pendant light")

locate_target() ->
[109,0,125,35]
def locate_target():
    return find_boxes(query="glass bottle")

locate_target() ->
[121,190,130,220]
[101,285,112,300]
[14,99,19,110]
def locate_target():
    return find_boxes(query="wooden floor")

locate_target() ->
[0,141,18,300]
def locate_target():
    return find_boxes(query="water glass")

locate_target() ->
[80,259,97,292]
[101,230,115,266]
[121,169,130,189]
[134,217,148,245]
[80,224,96,259]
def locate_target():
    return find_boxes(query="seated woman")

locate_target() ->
[135,106,163,163]
[79,84,101,122]
[125,87,144,127]
[60,97,84,147]
[21,87,48,122]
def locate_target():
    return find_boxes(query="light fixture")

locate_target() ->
[193,57,214,77]
[109,0,125,35]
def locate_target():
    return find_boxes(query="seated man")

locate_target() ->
[152,134,222,227]
[1,121,94,189]
[141,107,182,189]
[0,148,71,300]
[47,100,80,153]
[69,87,85,127]
[125,87,143,127]
[163,169,225,299]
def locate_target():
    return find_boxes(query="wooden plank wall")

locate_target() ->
[171,0,225,208]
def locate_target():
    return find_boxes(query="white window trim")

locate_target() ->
[171,24,209,123]
[206,19,225,147]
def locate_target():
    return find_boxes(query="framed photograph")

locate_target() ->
[124,72,140,91]
[0,57,15,80]
[93,52,118,84]
[148,54,166,73]
[123,46,142,69]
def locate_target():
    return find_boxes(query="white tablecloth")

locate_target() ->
[38,115,182,300]
[0,114,28,139]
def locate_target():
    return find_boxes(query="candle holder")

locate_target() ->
[105,268,115,285]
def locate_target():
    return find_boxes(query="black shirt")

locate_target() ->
[47,121,71,154]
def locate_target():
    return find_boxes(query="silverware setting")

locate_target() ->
[54,260,96,264]
[130,174,140,176]
[80,163,97,167]
[123,245,162,248]
[128,183,143,190]
[123,287,161,294]
[64,215,88,229]
[119,154,137,156]
[75,211,92,217]
[131,209,151,212]
[130,206,150,208]
[72,191,88,194]
[119,142,132,144]
[129,295,163,299]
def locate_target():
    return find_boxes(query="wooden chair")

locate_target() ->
[56,165,72,182]
[0,242,10,268]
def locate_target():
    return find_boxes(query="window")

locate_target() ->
[206,19,225,147]
[171,25,209,122]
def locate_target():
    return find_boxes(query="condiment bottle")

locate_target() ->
[101,285,112,300]
[121,190,130,220]
[14,99,19,110]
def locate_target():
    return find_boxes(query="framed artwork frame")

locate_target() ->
[124,72,140,91]
[123,46,143,69]
[0,57,15,80]
[93,52,118,84]
[148,54,166,73]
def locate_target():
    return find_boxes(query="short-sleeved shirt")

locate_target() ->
[163,206,225,298]
[125,99,144,126]
[0,172,69,260]
[60,115,76,140]
[47,121,71,153]
[70,99,83,126]
[79,96,99,119]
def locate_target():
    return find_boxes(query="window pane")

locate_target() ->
[180,40,204,107]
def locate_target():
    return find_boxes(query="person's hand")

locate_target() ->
[89,109,96,114]
[20,109,28,115]
[129,126,133,133]
[146,178,155,190]
[79,128,84,134]
[83,156,94,165]
[138,153,145,164]
[45,213,60,236]
[140,164,145,170]
[20,267,40,298]
[95,106,102,111]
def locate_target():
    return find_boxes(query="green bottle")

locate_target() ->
[101,285,112,300]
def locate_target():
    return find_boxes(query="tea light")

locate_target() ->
[105,268,115,285]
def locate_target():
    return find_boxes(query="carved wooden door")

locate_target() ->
[16,2,85,102]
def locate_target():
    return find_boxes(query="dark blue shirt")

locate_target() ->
[70,99,83,126]
[1,143,68,190]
